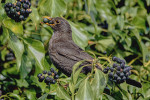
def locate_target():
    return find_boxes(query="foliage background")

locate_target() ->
[0,0,150,99]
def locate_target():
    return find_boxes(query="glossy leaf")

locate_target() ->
[3,19,23,34]
[39,0,67,17]
[56,84,71,100]
[20,54,32,79]
[75,78,94,100]
[23,38,45,70]
[69,21,89,49]
[8,32,24,70]
[91,68,107,99]
[38,93,48,100]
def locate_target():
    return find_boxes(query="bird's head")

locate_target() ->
[43,17,72,34]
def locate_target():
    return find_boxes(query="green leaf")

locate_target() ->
[104,94,115,100]
[1,26,9,44]
[56,84,71,100]
[96,37,115,52]
[91,68,107,99]
[8,32,24,70]
[9,93,24,100]
[16,79,29,88]
[38,93,48,100]
[25,89,37,100]
[23,38,45,70]
[131,17,146,30]
[3,19,23,34]
[0,3,5,23]
[75,78,94,100]
[69,21,89,49]
[39,0,67,17]
[117,15,124,30]
[72,60,85,84]
[147,14,150,27]
[30,7,40,25]
[132,29,148,64]
[20,54,32,79]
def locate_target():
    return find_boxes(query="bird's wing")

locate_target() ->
[56,41,93,62]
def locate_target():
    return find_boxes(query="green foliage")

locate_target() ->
[0,0,150,100]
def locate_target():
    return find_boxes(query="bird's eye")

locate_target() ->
[56,20,60,24]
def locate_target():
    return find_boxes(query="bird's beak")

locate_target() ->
[42,16,55,26]
[42,16,52,20]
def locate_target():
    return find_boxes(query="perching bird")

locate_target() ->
[43,17,142,88]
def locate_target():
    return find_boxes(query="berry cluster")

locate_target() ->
[4,0,32,22]
[103,56,132,84]
[37,68,59,85]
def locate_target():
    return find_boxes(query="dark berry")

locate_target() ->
[52,79,56,84]
[12,4,16,8]
[37,73,42,78]
[123,68,128,73]
[20,0,25,3]
[8,3,12,7]
[106,67,109,70]
[117,77,121,82]
[43,70,47,74]
[10,8,15,14]
[23,3,29,9]
[48,71,52,75]
[113,63,118,68]
[45,76,51,82]
[39,78,43,82]
[4,3,8,8]
[28,2,31,7]
[120,62,125,68]
[103,69,108,74]
[50,68,54,72]
[7,11,11,15]
[5,7,9,12]
[110,67,114,72]
[128,72,131,75]
[116,58,122,64]
[125,73,129,77]
[113,79,117,83]
[24,0,29,4]
[116,66,121,71]
[122,76,126,81]
[108,72,113,78]
[16,7,20,11]
[121,60,125,64]
[39,76,45,82]
[103,51,107,54]
[114,74,118,79]
[116,71,120,76]
[20,9,25,14]
[16,2,21,7]
[26,9,32,13]
[112,56,117,61]
[54,75,59,79]
[15,12,20,16]
[43,18,48,23]
[120,72,124,78]
[49,77,53,82]
[54,71,57,75]
[19,15,24,20]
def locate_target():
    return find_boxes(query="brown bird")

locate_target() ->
[43,17,101,76]
[43,17,141,88]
